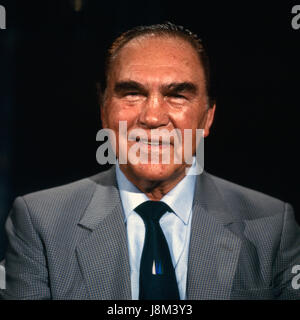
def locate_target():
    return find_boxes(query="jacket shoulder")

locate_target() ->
[15,167,116,226]
[204,172,287,220]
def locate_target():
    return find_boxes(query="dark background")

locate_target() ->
[0,0,299,260]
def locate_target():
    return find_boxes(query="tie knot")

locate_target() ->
[135,201,173,222]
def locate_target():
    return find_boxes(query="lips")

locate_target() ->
[128,135,174,146]
[138,138,171,146]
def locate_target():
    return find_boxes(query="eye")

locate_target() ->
[126,92,139,96]
[124,92,143,99]
[166,93,187,102]
[123,92,145,103]
[171,94,186,99]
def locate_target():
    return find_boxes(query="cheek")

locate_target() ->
[171,109,204,152]
[107,100,140,129]
[172,109,200,131]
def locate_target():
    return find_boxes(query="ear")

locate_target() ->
[203,103,216,137]
[100,104,107,129]
[98,84,108,129]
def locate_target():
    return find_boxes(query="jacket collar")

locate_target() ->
[77,166,244,300]
[76,166,131,299]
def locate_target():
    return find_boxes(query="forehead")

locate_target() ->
[110,35,205,84]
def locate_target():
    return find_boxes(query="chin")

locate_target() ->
[128,162,184,183]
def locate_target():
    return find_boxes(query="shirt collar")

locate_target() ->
[116,158,197,225]
[115,163,148,223]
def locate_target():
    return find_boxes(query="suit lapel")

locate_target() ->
[75,167,244,300]
[187,172,243,299]
[76,167,131,300]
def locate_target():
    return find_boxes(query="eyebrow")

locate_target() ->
[163,82,198,95]
[114,81,147,95]
[113,80,198,96]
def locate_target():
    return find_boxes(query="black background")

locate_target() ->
[0,0,300,259]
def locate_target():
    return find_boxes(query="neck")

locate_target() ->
[119,164,191,201]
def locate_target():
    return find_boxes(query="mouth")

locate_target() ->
[124,132,181,164]
[137,137,171,146]
[127,137,173,149]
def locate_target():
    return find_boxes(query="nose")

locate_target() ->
[138,94,169,129]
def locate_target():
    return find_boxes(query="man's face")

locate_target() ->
[102,35,215,190]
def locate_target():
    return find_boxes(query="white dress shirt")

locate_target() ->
[115,160,197,300]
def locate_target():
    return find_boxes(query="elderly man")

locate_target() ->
[1,23,300,300]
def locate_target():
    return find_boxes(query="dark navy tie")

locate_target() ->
[135,200,180,300]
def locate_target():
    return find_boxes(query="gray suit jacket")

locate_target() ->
[1,167,300,300]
